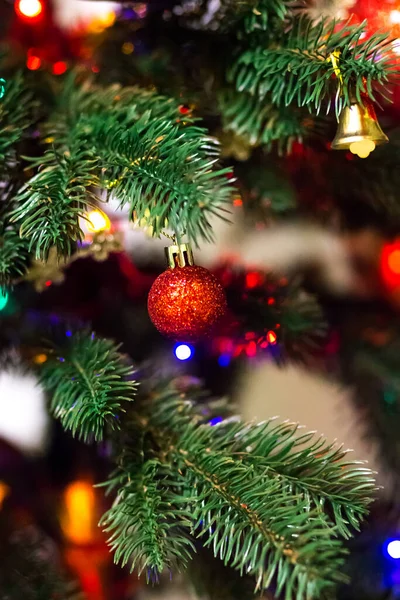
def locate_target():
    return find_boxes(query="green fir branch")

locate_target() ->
[11,143,99,260]
[11,79,233,257]
[229,18,396,115]
[89,113,232,241]
[101,456,195,579]
[40,331,137,442]
[100,379,375,598]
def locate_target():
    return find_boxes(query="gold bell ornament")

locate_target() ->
[331,95,388,158]
[329,51,388,158]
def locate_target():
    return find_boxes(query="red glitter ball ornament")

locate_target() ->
[148,244,227,342]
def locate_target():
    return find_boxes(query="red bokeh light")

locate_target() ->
[381,240,400,289]
[52,61,67,75]
[245,271,263,289]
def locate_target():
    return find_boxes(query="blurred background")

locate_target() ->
[3,0,400,598]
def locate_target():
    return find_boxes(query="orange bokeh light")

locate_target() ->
[388,249,400,275]
[266,330,277,345]
[26,55,41,70]
[62,481,97,545]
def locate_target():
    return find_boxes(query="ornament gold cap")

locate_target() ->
[165,243,194,268]
[331,95,388,151]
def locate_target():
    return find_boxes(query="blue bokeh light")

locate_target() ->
[174,344,193,361]
[209,416,223,426]
[386,539,400,559]
[218,354,231,367]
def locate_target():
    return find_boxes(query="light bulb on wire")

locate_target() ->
[15,0,43,20]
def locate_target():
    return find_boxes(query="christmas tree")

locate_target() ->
[1,0,400,598]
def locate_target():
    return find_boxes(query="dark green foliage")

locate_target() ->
[218,89,311,153]
[184,0,288,34]
[0,74,35,171]
[229,19,396,116]
[0,524,83,600]
[235,162,297,214]
[0,223,30,286]
[88,377,375,599]
[40,331,137,442]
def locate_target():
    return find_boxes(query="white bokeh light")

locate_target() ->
[174,344,193,361]
[0,370,49,455]
[387,540,400,559]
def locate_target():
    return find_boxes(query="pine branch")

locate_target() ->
[40,331,137,442]
[11,143,99,260]
[229,18,397,115]
[101,456,195,580]
[100,379,375,598]
[11,79,233,257]
[89,113,232,241]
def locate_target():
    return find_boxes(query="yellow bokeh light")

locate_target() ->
[87,11,116,34]
[122,42,134,55]
[86,210,111,234]
[17,0,43,18]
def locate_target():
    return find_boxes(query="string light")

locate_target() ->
[174,344,193,361]
[15,0,43,19]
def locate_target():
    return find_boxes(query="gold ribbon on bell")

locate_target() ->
[329,52,388,158]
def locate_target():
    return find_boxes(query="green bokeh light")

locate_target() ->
[0,289,9,311]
